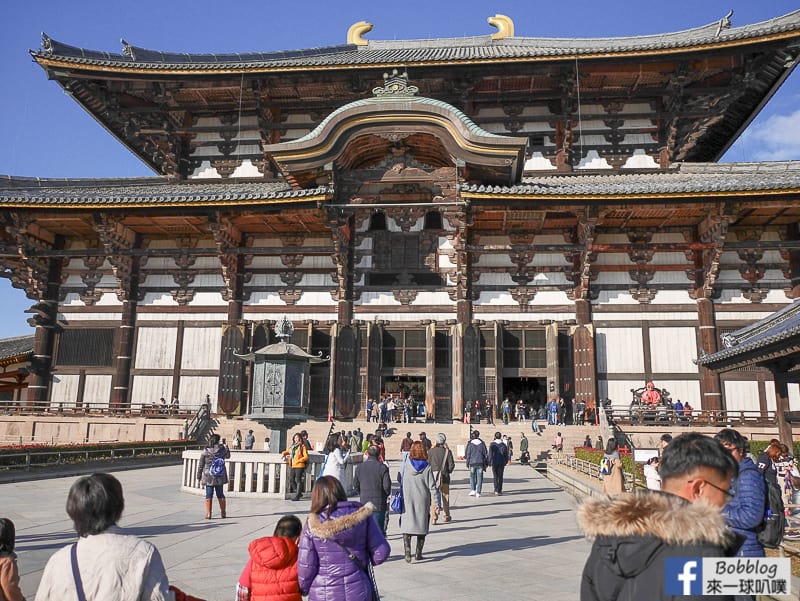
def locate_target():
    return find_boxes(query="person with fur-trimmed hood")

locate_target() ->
[578,432,742,601]
[297,476,389,601]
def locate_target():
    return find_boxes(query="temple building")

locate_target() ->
[2,12,800,421]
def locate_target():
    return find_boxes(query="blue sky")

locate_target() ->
[1,0,799,339]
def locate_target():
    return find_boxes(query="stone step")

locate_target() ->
[208,416,606,458]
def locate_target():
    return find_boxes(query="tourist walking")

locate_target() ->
[519,432,529,464]
[244,429,255,450]
[715,428,766,559]
[353,445,392,534]
[35,473,184,601]
[643,456,661,490]
[601,438,625,495]
[321,433,350,484]
[400,431,413,462]
[236,515,303,601]
[465,430,489,498]
[282,433,309,502]
[428,433,455,523]
[297,476,390,600]
[196,433,231,519]
[399,441,440,562]
[489,432,510,495]
[578,433,740,600]
[0,518,23,601]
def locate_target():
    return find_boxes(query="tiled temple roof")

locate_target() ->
[0,177,330,207]
[32,11,800,70]
[459,162,800,197]
[0,335,34,363]
[695,301,800,366]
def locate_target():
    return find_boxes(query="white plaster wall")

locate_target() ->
[189,291,227,306]
[136,313,228,322]
[179,376,220,410]
[474,273,515,286]
[479,312,576,322]
[50,374,80,407]
[649,327,698,373]
[356,312,455,322]
[622,151,659,169]
[476,291,517,306]
[723,380,760,413]
[650,290,695,304]
[715,311,779,323]
[596,327,645,373]
[474,254,514,267]
[523,153,557,171]
[358,292,402,306]
[530,290,574,305]
[134,328,177,369]
[298,274,336,286]
[591,311,698,321]
[247,292,286,305]
[296,291,337,306]
[83,375,112,408]
[181,328,221,370]
[57,313,123,323]
[248,274,288,287]
[656,380,702,409]
[594,290,640,305]
[130,375,173,408]
[765,382,800,412]
[598,380,642,407]
[142,274,179,287]
[411,291,456,306]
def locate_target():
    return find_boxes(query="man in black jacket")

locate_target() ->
[578,432,741,601]
[353,444,392,534]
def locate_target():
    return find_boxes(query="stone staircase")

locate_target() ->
[209,416,605,460]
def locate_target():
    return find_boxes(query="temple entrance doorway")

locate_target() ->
[382,375,425,420]
[502,377,547,417]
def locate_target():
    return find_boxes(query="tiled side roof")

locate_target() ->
[460,161,800,196]
[32,11,800,70]
[0,177,330,207]
[0,335,34,362]
[695,301,800,366]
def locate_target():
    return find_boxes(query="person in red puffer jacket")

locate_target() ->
[236,515,303,601]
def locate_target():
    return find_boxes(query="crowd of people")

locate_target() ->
[7,417,799,600]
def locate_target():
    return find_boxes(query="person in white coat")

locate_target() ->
[644,456,662,490]
[35,473,180,601]
[321,433,350,483]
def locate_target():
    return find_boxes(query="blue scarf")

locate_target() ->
[410,458,429,472]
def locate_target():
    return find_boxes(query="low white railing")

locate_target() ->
[181,450,363,499]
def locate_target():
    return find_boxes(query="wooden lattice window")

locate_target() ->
[56,329,114,367]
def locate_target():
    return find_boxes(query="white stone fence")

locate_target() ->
[181,450,363,499]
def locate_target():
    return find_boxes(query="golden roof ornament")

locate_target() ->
[372,69,419,97]
[347,21,373,46]
[488,14,514,40]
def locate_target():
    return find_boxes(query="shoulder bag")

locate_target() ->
[332,540,381,601]
[390,458,407,512]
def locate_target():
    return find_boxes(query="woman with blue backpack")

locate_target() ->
[196,433,231,519]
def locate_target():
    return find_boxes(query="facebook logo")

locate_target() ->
[665,558,703,595]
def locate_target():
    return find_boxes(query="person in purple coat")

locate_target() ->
[297,476,390,601]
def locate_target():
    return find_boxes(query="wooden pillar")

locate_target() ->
[451,324,464,419]
[573,299,597,412]
[493,321,503,408]
[425,322,436,419]
[365,323,382,416]
[697,297,723,411]
[327,323,339,421]
[772,370,793,445]
[545,322,560,400]
[26,300,59,408]
[110,299,137,410]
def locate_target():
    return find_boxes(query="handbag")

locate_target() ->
[332,540,381,601]
[390,458,407,512]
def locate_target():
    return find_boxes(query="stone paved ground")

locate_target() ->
[7,461,589,601]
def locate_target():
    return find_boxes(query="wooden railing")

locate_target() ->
[606,406,777,427]
[0,400,197,418]
[554,454,636,492]
[181,450,364,499]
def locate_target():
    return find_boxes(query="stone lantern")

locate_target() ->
[235,316,328,450]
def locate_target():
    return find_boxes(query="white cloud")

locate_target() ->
[729,109,800,162]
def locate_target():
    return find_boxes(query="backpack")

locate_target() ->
[758,479,786,549]
[600,456,612,476]
[209,456,225,477]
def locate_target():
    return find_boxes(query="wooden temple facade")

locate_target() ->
[2,12,800,419]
